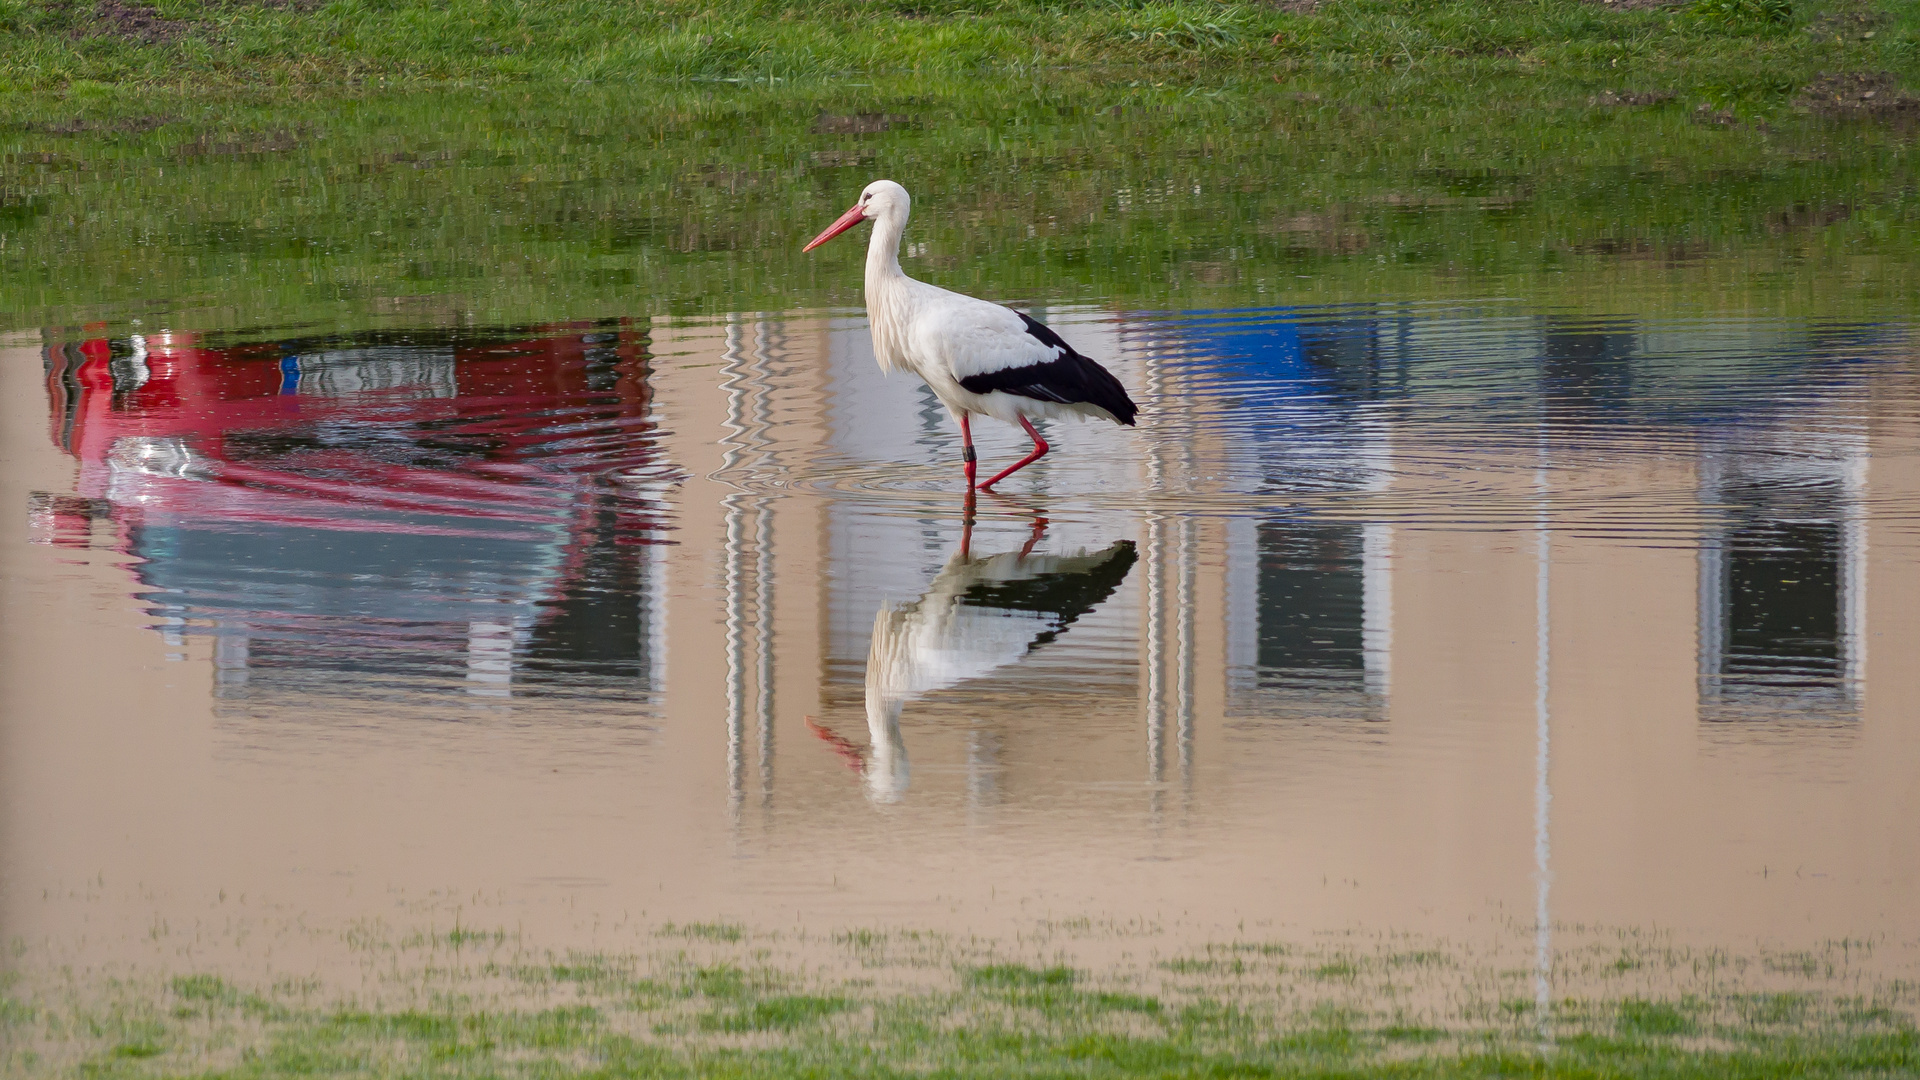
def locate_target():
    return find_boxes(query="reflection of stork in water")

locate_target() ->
[809,511,1138,802]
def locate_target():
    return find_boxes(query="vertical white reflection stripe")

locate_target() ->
[751,319,779,809]
[720,319,748,820]
[1533,464,1553,1036]
[1176,515,1196,787]
[1841,437,1870,692]
[1144,512,1167,789]
[1361,412,1393,703]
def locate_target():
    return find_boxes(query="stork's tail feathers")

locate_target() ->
[955,312,1140,427]
[958,349,1139,426]
[1080,357,1138,427]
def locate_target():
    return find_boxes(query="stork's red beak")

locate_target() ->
[803,203,867,252]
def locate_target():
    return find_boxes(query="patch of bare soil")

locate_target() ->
[1796,72,1920,124]
[1810,7,1885,42]
[1572,237,1711,263]
[19,115,173,134]
[1768,203,1851,233]
[1692,103,1744,126]
[173,129,308,157]
[75,0,191,43]
[1263,210,1372,254]
[809,149,878,169]
[812,114,909,135]
[1590,90,1677,106]
[1585,0,1687,11]
[687,164,773,192]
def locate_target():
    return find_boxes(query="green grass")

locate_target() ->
[0,0,1915,90]
[8,935,1916,1080]
[1,70,1916,336]
[966,962,1079,988]
[1617,996,1698,1036]
[697,994,850,1031]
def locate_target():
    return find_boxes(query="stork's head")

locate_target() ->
[803,180,910,252]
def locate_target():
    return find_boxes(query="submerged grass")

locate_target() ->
[5,925,1916,1079]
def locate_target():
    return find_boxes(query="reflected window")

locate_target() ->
[1226,519,1388,721]
[1697,451,1864,725]
[1541,318,1638,414]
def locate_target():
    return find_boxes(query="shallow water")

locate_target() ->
[3,90,1919,1002]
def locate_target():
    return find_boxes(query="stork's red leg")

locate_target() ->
[959,413,978,491]
[1018,512,1049,559]
[806,715,868,774]
[979,415,1049,492]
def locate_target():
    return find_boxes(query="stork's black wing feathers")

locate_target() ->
[956,312,1139,426]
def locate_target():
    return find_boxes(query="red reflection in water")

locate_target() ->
[40,320,664,544]
[35,320,673,698]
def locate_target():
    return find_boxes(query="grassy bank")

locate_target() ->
[5,924,1916,1079]
[2,76,1917,333]
[0,0,1916,90]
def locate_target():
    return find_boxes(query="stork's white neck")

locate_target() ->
[864,200,908,285]
[863,202,914,374]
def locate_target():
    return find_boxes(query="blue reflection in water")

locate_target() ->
[1138,305,1892,724]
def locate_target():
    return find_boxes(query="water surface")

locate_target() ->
[2,89,1918,1000]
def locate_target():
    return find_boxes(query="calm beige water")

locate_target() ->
[3,306,1918,998]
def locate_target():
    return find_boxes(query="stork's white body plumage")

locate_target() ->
[805,180,1139,490]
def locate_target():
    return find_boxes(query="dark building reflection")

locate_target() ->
[35,321,670,711]
[1542,317,1638,414]
[1153,310,1401,722]
[1153,305,1878,729]
[1697,452,1864,722]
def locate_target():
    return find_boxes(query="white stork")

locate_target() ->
[803,180,1139,492]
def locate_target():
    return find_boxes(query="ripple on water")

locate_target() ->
[730,306,1910,542]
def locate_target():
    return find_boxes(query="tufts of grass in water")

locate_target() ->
[6,925,1920,1080]
[697,994,850,1032]
[657,922,746,943]
[966,963,1078,989]
[444,926,506,949]
[168,975,285,1023]
[1618,996,1699,1036]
